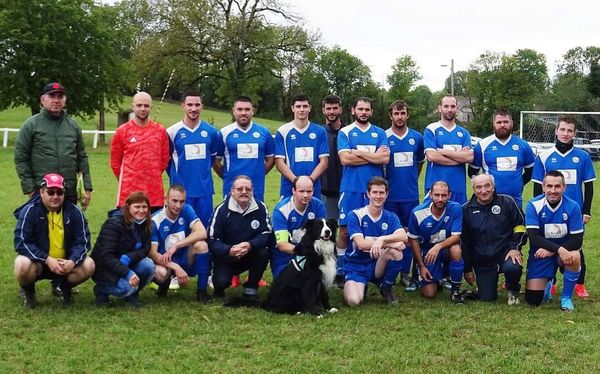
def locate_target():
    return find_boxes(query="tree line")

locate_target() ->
[1,0,599,135]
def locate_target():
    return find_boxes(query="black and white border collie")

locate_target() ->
[262,218,338,317]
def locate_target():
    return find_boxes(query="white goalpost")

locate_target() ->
[519,111,600,143]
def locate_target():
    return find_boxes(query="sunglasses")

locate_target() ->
[44,188,64,196]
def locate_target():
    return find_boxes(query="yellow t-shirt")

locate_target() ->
[47,210,65,259]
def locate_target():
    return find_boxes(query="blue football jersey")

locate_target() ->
[217,122,275,197]
[531,146,596,208]
[346,207,402,265]
[423,122,472,196]
[167,120,219,197]
[471,134,535,206]
[275,121,329,197]
[272,196,327,244]
[338,122,388,193]
[525,194,584,255]
[151,204,200,255]
[407,200,462,253]
[385,128,425,202]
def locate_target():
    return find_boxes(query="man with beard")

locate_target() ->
[337,97,390,288]
[462,174,527,304]
[275,95,329,199]
[110,92,170,211]
[271,176,327,278]
[384,100,425,292]
[525,171,583,311]
[166,90,219,227]
[214,96,275,202]
[408,181,465,303]
[423,96,472,204]
[469,109,535,207]
[531,115,595,298]
[319,95,346,286]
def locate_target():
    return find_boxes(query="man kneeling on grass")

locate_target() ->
[14,173,95,308]
[343,177,407,306]
[149,185,211,303]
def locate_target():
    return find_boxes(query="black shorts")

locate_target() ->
[38,263,67,281]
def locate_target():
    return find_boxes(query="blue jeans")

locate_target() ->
[95,258,155,298]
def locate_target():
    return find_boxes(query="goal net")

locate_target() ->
[519,111,600,143]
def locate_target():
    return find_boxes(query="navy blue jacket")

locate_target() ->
[461,193,527,271]
[208,196,273,257]
[13,195,90,265]
[91,216,152,284]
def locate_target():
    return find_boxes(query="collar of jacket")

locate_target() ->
[228,196,259,215]
[40,108,65,121]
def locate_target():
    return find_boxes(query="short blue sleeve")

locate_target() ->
[423,127,436,151]
[337,129,350,152]
[264,128,275,157]
[525,201,539,228]
[274,130,285,158]
[449,203,463,234]
[472,142,482,168]
[347,211,362,239]
[531,156,545,183]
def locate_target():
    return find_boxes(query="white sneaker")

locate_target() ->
[169,277,180,290]
[507,291,520,305]
[207,275,214,289]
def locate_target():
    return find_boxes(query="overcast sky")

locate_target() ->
[289,0,600,91]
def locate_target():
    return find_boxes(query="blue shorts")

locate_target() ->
[384,200,419,227]
[418,248,448,286]
[344,259,378,285]
[526,254,559,280]
[339,192,368,225]
[187,196,213,228]
[270,248,293,279]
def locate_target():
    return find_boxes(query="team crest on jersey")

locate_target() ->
[382,223,388,230]
[512,144,519,151]
[178,218,184,225]
[491,205,501,214]
[409,138,415,145]
[457,132,463,138]
[309,133,316,140]
[253,132,260,138]
[572,156,580,163]
[563,213,568,221]
[308,212,315,219]
[251,220,259,229]
[201,130,208,137]
[371,132,378,138]
[340,213,346,219]
[444,216,449,222]
[291,134,296,140]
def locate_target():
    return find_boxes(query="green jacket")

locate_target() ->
[14,109,92,199]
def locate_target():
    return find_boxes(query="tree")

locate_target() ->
[296,46,377,123]
[463,49,548,135]
[405,85,436,132]
[130,0,312,110]
[0,0,132,116]
[387,55,421,101]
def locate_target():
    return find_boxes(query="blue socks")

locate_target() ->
[194,253,211,291]
[383,259,403,287]
[562,269,580,299]
[449,259,464,291]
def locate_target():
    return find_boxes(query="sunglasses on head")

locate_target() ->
[44,188,64,196]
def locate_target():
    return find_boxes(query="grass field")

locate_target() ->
[1,136,600,371]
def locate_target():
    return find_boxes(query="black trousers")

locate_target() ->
[212,246,270,291]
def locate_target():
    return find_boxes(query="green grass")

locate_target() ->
[1,146,600,372]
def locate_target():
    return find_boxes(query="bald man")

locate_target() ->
[110,92,170,211]
[271,176,327,278]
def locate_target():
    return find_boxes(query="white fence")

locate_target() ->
[1,128,115,149]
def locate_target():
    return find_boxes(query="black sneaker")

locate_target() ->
[461,290,479,301]
[380,286,398,304]
[213,288,225,298]
[335,274,345,289]
[156,279,170,298]
[124,292,143,308]
[51,281,62,297]
[95,293,112,307]
[242,293,260,303]
[451,290,465,304]
[196,289,213,304]
[22,285,37,309]
[60,284,74,306]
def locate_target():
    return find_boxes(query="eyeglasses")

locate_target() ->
[233,186,252,192]
[44,188,64,196]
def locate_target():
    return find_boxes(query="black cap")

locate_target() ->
[42,82,66,95]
